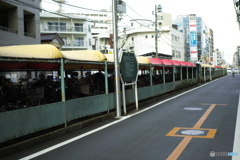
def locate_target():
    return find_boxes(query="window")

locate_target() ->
[74,23,83,32]
[24,10,35,37]
[152,35,154,38]
[48,22,58,31]
[132,37,134,41]
[172,50,175,57]
[74,37,84,46]
[145,35,148,38]
[60,22,66,31]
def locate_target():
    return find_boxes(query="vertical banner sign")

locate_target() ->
[189,15,198,61]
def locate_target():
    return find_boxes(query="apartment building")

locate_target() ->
[40,12,92,50]
[122,14,185,61]
[0,0,41,46]
[69,10,113,53]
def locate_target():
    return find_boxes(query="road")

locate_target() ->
[2,74,240,160]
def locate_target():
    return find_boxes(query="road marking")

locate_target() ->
[232,94,240,160]
[166,104,227,160]
[19,78,222,160]
[166,127,217,138]
[193,104,216,129]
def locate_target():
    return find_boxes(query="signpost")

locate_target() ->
[120,52,139,115]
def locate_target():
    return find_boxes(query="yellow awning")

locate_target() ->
[62,50,106,61]
[104,54,114,62]
[201,64,210,67]
[136,56,150,64]
[0,44,62,59]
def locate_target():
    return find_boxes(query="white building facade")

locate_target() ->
[40,12,92,50]
[65,10,113,53]
[122,14,185,61]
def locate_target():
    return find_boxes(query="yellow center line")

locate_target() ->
[166,104,224,160]
[193,104,216,129]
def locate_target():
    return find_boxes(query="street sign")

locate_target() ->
[120,52,139,83]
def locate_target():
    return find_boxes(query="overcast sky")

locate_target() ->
[42,0,240,64]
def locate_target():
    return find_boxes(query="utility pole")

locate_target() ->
[154,5,162,58]
[112,0,126,118]
[112,0,121,117]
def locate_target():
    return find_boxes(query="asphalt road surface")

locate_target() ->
[2,74,240,160]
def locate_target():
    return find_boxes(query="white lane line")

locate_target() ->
[232,94,240,160]
[19,78,221,160]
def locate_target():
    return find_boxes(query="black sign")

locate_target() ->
[120,52,139,83]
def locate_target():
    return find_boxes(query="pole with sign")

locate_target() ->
[120,52,139,115]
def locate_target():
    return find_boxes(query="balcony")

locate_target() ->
[41,25,87,34]
[62,40,87,49]
[24,32,35,38]
[0,26,18,34]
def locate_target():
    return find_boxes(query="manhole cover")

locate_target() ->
[184,107,202,110]
[181,130,204,135]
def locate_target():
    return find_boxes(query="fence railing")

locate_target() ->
[62,40,87,48]
[0,26,18,34]
[41,25,87,33]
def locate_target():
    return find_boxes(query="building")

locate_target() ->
[0,0,41,46]
[122,14,185,61]
[41,33,65,49]
[208,28,214,62]
[68,10,113,53]
[173,14,212,63]
[40,12,92,50]
[213,49,224,66]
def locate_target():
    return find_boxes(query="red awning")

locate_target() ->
[185,62,196,67]
[161,59,173,66]
[171,60,181,66]
[148,58,164,65]
[178,61,187,66]
[215,66,222,68]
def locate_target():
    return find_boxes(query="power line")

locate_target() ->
[43,0,111,13]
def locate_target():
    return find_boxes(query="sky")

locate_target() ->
[42,0,240,64]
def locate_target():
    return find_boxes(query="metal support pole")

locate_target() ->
[163,66,166,83]
[210,66,212,81]
[204,66,206,82]
[180,66,183,80]
[192,67,194,79]
[112,0,121,118]
[135,82,138,111]
[173,66,175,82]
[60,58,67,127]
[104,61,110,113]
[122,83,126,115]
[60,58,66,102]
[150,64,153,86]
